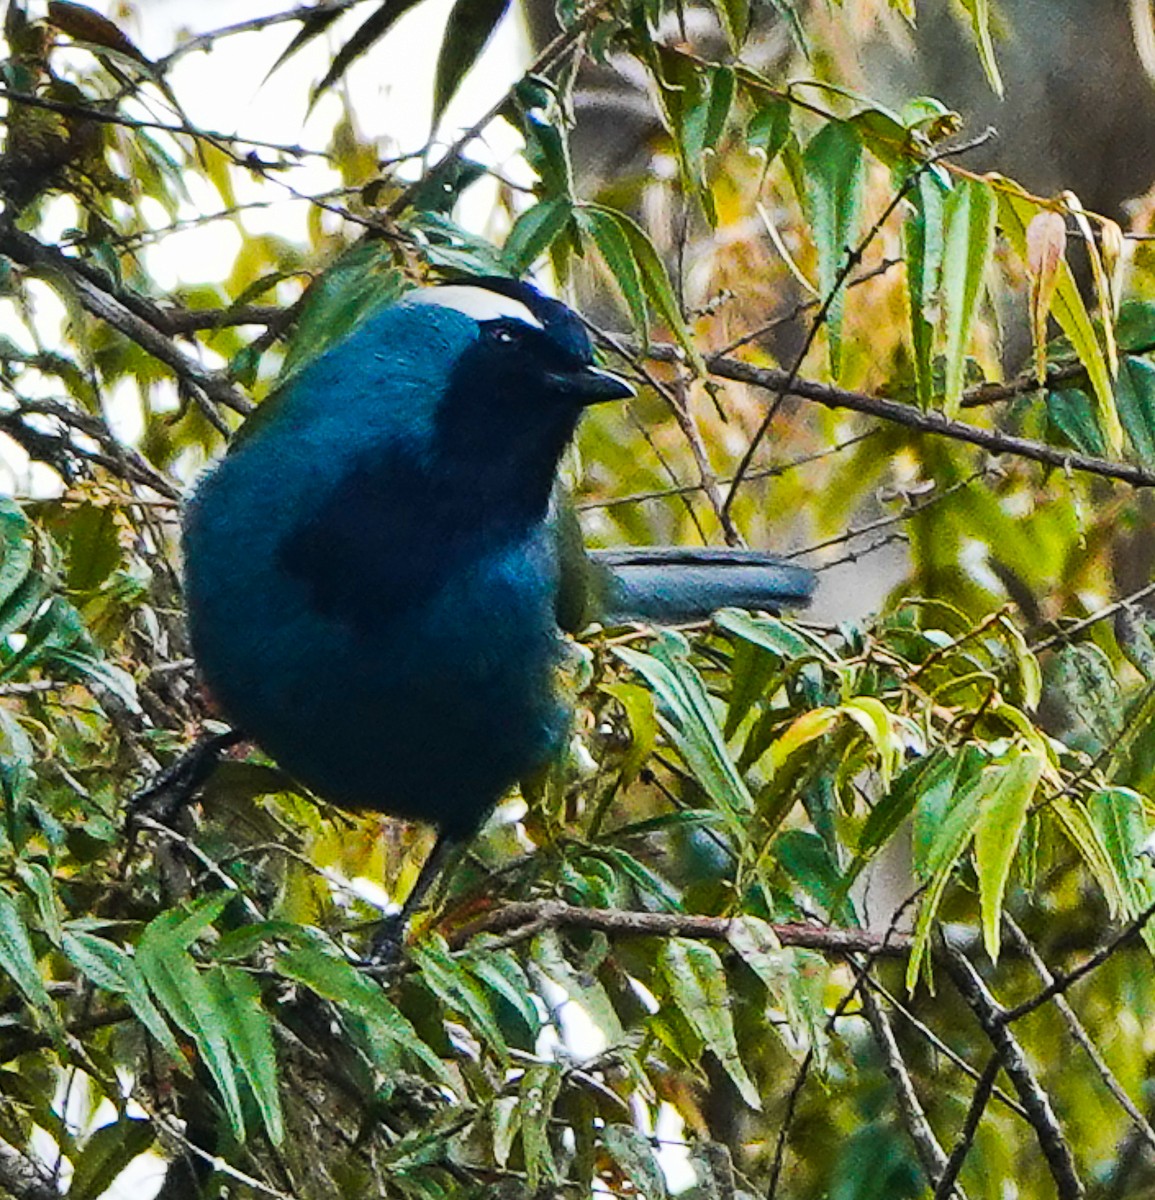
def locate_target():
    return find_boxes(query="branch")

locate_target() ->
[933,1056,1001,1200]
[860,984,968,1200]
[0,1136,59,1200]
[1003,916,1155,1153]
[1000,896,1155,1024]
[702,353,1155,490]
[0,228,252,417]
[942,941,1086,1199]
[447,900,910,956]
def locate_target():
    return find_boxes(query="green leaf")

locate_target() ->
[974,751,1044,960]
[1116,355,1155,468]
[532,929,625,1046]
[839,696,902,789]
[62,930,183,1061]
[0,501,34,610]
[854,751,958,879]
[0,889,53,1021]
[659,938,761,1109]
[1088,787,1153,920]
[276,943,453,1085]
[602,1123,669,1200]
[802,120,865,375]
[138,933,246,1140]
[461,947,541,1043]
[310,0,427,104]
[997,182,1122,453]
[747,97,792,167]
[503,197,573,274]
[711,0,750,52]
[518,1063,563,1189]
[905,171,947,409]
[941,177,995,417]
[576,204,646,337]
[615,631,754,828]
[409,936,509,1060]
[600,681,658,782]
[774,828,849,919]
[586,205,704,371]
[959,0,1004,97]
[432,0,510,128]
[907,769,986,990]
[274,246,407,391]
[207,966,284,1146]
[68,1118,155,1200]
[715,608,836,663]
[1047,388,1106,456]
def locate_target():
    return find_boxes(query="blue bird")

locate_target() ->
[181,277,814,942]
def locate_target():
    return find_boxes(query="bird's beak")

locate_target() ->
[547,365,636,406]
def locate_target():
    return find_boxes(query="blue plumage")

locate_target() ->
[183,277,815,861]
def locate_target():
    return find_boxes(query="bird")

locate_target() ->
[180,275,815,947]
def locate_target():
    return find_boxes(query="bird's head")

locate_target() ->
[400,277,634,506]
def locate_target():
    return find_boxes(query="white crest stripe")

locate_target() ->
[404,285,544,329]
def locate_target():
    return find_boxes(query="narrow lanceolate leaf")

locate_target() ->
[659,939,761,1109]
[905,171,947,409]
[207,966,285,1147]
[140,945,246,1140]
[0,501,33,611]
[1026,209,1067,386]
[519,1063,563,1190]
[68,1118,155,1200]
[711,0,750,53]
[907,772,985,990]
[276,943,453,1085]
[839,697,902,790]
[959,0,1004,97]
[576,205,647,337]
[974,751,1044,961]
[0,890,53,1021]
[503,197,573,275]
[62,931,183,1061]
[997,180,1123,453]
[1088,787,1153,918]
[941,177,995,417]
[802,120,865,376]
[601,1124,669,1200]
[433,0,510,128]
[409,936,509,1059]
[1063,192,1120,375]
[615,631,754,828]
[1116,356,1155,469]
[310,0,427,104]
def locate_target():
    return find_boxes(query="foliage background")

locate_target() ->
[0,0,1154,1197]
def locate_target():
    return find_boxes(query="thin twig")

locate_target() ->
[942,940,1086,1199]
[933,1055,1002,1200]
[448,900,909,956]
[860,984,968,1199]
[1002,915,1155,1153]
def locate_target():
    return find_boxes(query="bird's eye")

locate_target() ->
[487,321,524,347]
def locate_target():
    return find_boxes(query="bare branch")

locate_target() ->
[1003,916,1155,1153]
[860,983,969,1200]
[933,1056,1002,1200]
[942,941,1086,1199]
[448,900,910,956]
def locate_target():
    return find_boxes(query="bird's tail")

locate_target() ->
[589,547,816,624]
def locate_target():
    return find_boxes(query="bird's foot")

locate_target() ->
[365,913,408,968]
[129,727,244,826]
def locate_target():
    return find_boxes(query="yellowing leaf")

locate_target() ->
[1026,209,1066,386]
[997,180,1123,454]
[974,751,1044,961]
